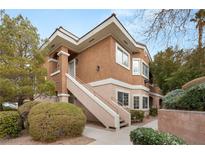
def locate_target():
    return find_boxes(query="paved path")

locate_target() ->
[83,119,158,145]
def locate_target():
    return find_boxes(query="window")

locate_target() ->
[132,59,141,75]
[117,91,129,106]
[116,43,130,69]
[142,97,148,109]
[133,96,140,109]
[142,62,149,78]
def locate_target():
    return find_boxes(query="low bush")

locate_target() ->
[177,83,205,111]
[130,128,185,145]
[163,83,205,111]
[0,111,22,138]
[130,110,144,123]
[28,102,86,142]
[149,108,158,116]
[163,89,185,109]
[18,101,40,129]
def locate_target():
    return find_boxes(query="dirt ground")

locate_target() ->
[0,130,95,145]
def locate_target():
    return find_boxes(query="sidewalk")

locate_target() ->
[83,119,158,145]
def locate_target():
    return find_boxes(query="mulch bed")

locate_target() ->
[0,130,95,145]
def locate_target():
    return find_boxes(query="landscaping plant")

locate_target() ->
[163,83,205,111]
[149,107,158,116]
[0,11,55,106]
[130,128,185,145]
[28,102,86,142]
[0,111,22,138]
[177,83,205,111]
[130,110,144,123]
[163,89,185,109]
[18,101,41,129]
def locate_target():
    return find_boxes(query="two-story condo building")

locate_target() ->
[41,13,162,130]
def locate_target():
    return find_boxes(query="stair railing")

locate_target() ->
[72,75,120,114]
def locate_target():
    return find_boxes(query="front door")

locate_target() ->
[69,59,76,77]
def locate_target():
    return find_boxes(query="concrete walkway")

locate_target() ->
[83,119,158,145]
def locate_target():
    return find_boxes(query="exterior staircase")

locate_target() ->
[66,73,130,130]
[120,118,128,128]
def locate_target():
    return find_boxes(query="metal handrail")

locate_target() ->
[73,75,120,114]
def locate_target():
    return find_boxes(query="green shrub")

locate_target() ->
[130,110,144,122]
[130,128,185,145]
[0,111,22,138]
[149,108,158,116]
[163,89,185,109]
[18,101,40,129]
[28,102,86,142]
[177,83,205,111]
[163,83,205,111]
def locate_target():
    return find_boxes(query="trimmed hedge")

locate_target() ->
[130,110,144,123]
[177,83,205,111]
[163,89,185,109]
[149,107,158,116]
[18,101,40,129]
[0,111,22,138]
[163,83,205,111]
[28,102,86,142]
[130,128,185,145]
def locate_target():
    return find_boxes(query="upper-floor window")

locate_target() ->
[132,58,149,79]
[132,59,141,75]
[116,43,130,70]
[142,62,149,78]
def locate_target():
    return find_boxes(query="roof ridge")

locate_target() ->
[58,26,79,39]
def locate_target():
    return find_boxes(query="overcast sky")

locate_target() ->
[5,9,198,57]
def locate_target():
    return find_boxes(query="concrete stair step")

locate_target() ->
[120,122,128,128]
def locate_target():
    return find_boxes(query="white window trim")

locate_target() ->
[115,42,130,70]
[141,59,149,80]
[115,89,130,108]
[132,94,149,110]
[132,58,141,75]
[132,94,141,109]
[142,95,149,110]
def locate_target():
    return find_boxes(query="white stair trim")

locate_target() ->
[66,73,120,129]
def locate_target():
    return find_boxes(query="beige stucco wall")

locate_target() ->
[76,36,113,83]
[110,37,149,86]
[44,35,162,102]
[92,83,149,109]
[76,36,150,86]
[159,109,205,144]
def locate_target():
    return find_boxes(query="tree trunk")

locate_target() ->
[0,103,3,111]
[18,98,24,106]
[198,23,205,68]
[198,23,203,50]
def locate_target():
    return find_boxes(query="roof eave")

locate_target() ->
[43,14,152,61]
